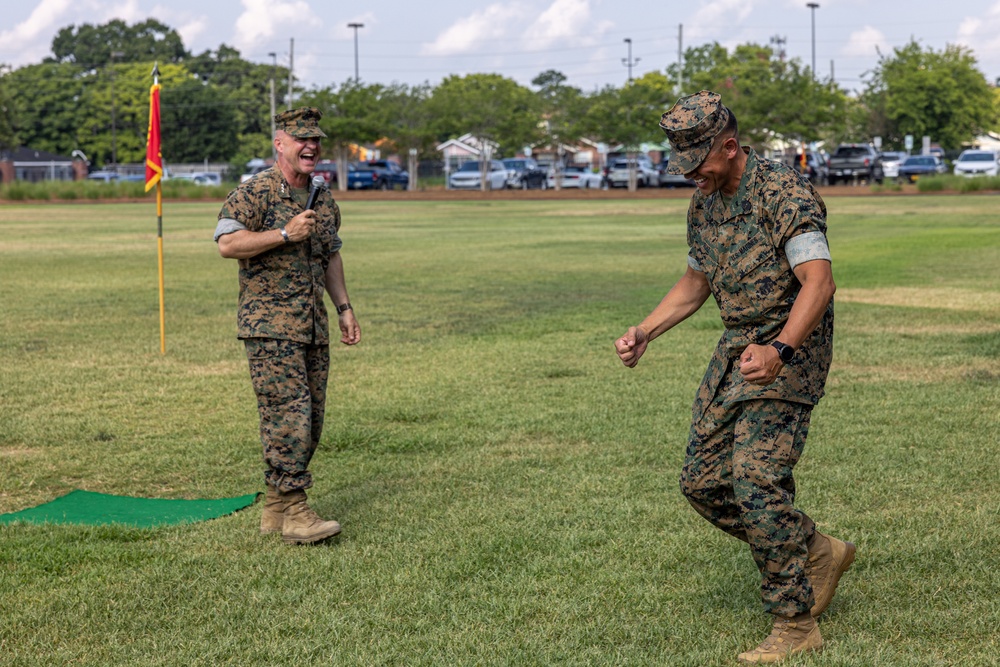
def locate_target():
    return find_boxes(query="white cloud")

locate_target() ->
[842,26,887,59]
[523,0,594,48]
[686,0,756,44]
[233,0,314,50]
[422,3,530,55]
[0,0,72,46]
[956,3,1000,63]
[103,0,143,23]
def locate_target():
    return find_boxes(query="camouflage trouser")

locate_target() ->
[680,393,817,617]
[244,338,329,493]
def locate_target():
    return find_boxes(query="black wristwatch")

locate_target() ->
[770,340,795,363]
[336,302,352,315]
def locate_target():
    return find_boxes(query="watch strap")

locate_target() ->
[771,340,794,363]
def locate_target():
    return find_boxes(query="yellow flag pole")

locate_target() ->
[157,180,165,355]
[146,62,166,355]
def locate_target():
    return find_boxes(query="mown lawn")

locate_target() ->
[0,196,998,666]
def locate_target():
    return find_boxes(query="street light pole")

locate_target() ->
[109,51,124,171]
[622,38,640,84]
[269,52,277,160]
[806,3,820,79]
[347,23,364,82]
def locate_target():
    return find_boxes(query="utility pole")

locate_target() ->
[269,52,277,159]
[109,51,124,171]
[287,38,294,109]
[770,35,787,62]
[348,23,364,82]
[807,3,820,79]
[622,38,640,84]
[677,24,683,95]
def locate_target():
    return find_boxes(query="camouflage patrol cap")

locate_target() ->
[274,107,327,138]
[659,90,731,175]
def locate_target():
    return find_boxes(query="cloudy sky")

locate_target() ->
[2,0,999,94]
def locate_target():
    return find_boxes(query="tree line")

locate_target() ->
[0,19,997,176]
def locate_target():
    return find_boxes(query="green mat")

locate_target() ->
[0,490,260,528]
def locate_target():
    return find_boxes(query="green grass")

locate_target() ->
[1,196,998,666]
[0,179,233,202]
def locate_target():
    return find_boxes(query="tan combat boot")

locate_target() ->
[281,491,342,545]
[738,613,822,663]
[260,486,294,535]
[807,530,856,617]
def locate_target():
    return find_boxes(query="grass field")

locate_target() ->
[1,195,998,666]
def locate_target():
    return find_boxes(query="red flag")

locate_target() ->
[145,83,162,192]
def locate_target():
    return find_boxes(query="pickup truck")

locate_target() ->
[350,160,410,190]
[313,160,370,190]
[827,144,884,185]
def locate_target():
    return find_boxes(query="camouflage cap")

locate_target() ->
[659,90,730,175]
[275,107,327,138]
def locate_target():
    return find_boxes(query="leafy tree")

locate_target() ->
[860,40,997,149]
[72,62,192,167]
[0,68,17,151]
[48,19,187,68]
[531,69,588,160]
[426,73,540,156]
[187,46,282,166]
[161,78,239,163]
[580,77,669,190]
[668,42,849,148]
[379,83,436,189]
[3,62,88,158]
[580,76,668,152]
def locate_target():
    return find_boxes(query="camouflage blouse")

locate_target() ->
[687,149,834,408]
[218,167,342,344]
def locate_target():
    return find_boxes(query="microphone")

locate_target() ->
[305,174,326,211]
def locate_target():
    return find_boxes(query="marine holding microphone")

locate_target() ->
[214,107,361,545]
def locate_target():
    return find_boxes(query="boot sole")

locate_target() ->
[282,525,342,545]
[811,541,856,617]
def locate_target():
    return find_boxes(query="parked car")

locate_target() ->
[657,158,695,187]
[794,151,829,186]
[87,171,119,182]
[952,149,999,177]
[501,158,547,189]
[313,161,371,189]
[547,165,603,189]
[240,164,269,182]
[361,160,409,190]
[313,160,339,185]
[607,155,658,188]
[448,160,508,190]
[827,144,884,185]
[879,151,908,180]
[897,155,947,182]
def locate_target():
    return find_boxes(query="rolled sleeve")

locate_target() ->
[785,231,831,269]
[214,218,248,242]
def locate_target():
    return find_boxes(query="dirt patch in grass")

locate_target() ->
[830,359,1000,385]
[837,287,1000,315]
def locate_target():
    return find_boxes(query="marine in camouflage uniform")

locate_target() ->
[615,91,855,663]
[215,107,361,544]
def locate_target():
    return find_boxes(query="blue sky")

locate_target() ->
[2,0,999,94]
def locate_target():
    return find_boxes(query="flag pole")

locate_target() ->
[145,63,166,354]
[157,173,165,356]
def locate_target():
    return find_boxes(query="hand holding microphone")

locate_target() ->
[284,176,327,243]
